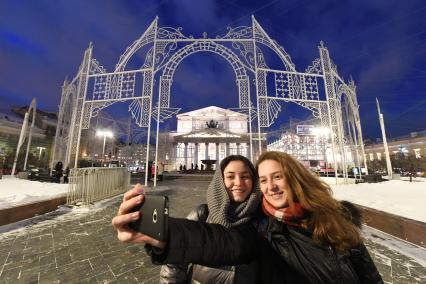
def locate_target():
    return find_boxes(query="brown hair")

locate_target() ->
[256,151,361,252]
[220,155,257,183]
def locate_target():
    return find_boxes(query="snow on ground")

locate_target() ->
[0,175,68,209]
[323,177,426,223]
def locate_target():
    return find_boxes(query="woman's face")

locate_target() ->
[223,160,254,203]
[258,159,289,209]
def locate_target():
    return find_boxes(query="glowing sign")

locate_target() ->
[296,125,315,135]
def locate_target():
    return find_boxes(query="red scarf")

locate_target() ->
[262,198,306,227]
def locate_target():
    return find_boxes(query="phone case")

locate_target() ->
[129,195,169,242]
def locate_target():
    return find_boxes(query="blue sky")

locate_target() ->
[1,0,426,140]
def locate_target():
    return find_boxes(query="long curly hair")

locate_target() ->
[256,151,361,252]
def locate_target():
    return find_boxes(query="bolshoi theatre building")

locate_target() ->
[159,106,263,171]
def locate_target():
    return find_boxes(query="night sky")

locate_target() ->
[1,0,426,141]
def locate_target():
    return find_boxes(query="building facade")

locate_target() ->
[364,131,426,162]
[158,106,264,171]
[267,123,356,170]
[0,107,56,170]
[117,144,155,167]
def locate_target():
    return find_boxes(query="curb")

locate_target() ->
[0,196,67,226]
[360,205,426,248]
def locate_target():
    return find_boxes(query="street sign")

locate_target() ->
[296,125,315,135]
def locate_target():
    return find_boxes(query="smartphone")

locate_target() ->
[129,195,169,242]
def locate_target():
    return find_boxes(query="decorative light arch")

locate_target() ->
[53,16,367,186]
[50,75,79,172]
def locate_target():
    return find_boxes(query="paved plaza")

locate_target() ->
[0,179,425,283]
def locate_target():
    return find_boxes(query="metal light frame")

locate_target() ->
[52,16,367,186]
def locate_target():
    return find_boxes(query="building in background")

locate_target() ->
[267,121,355,171]
[0,107,57,171]
[117,144,155,169]
[364,131,426,162]
[156,106,265,171]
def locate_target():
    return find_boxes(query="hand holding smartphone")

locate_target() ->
[129,195,169,242]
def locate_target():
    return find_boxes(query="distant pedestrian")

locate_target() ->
[179,164,183,171]
[183,165,187,171]
[54,161,63,183]
[201,164,204,171]
[191,163,194,170]
[409,165,415,182]
[151,163,156,180]
[63,166,70,184]
[195,164,198,170]
[147,162,152,181]
[158,161,165,181]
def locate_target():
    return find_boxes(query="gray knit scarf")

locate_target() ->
[206,167,261,228]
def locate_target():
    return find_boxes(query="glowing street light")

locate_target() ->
[312,127,330,137]
[36,146,46,160]
[96,130,113,166]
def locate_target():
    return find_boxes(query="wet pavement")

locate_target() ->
[0,179,425,283]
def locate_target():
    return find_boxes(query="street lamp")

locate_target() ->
[96,130,113,166]
[36,146,46,160]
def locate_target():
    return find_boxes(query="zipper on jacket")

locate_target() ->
[329,246,344,284]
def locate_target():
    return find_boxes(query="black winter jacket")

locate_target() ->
[159,204,259,284]
[148,202,383,284]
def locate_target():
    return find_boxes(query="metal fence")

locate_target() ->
[67,167,130,205]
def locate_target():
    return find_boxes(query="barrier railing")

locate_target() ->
[67,167,130,205]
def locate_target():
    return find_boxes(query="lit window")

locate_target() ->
[376,153,381,160]
[414,149,421,159]
[369,153,374,161]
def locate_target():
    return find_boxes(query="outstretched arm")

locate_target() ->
[113,185,263,267]
[149,217,260,267]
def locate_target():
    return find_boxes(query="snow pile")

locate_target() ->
[0,176,68,209]
[326,178,426,223]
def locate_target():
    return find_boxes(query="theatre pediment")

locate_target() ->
[177,106,246,119]
[178,128,242,138]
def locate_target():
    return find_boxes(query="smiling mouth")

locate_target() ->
[268,192,284,199]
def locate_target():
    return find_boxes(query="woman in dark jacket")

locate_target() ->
[159,155,262,284]
[112,151,382,283]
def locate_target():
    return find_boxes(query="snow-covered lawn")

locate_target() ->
[325,177,426,223]
[0,175,68,209]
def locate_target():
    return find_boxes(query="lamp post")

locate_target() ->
[36,146,46,160]
[96,130,113,167]
[376,98,392,179]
